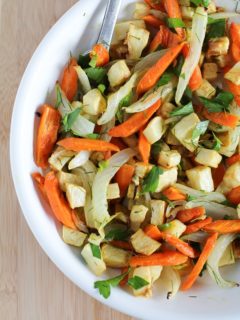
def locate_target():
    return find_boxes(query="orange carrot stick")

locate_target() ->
[177,207,206,224]
[90,44,109,67]
[143,15,164,28]
[226,154,240,166]
[136,42,185,96]
[163,0,185,39]
[149,26,181,52]
[230,22,240,62]
[110,240,132,251]
[44,171,76,230]
[227,186,240,205]
[109,99,161,137]
[130,251,188,267]
[144,224,162,240]
[144,0,165,11]
[183,217,213,235]
[57,137,120,152]
[225,79,240,106]
[182,44,202,91]
[203,109,238,128]
[212,163,226,189]
[60,58,78,102]
[162,186,186,201]
[138,130,151,164]
[203,220,240,234]
[35,104,61,168]
[181,232,218,291]
[115,164,135,196]
[32,172,47,199]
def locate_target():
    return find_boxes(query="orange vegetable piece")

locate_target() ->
[109,99,161,137]
[227,186,240,205]
[203,220,240,234]
[136,42,185,96]
[60,57,78,102]
[226,154,240,167]
[162,186,186,201]
[44,171,76,230]
[225,79,240,106]
[163,0,185,39]
[138,130,151,164]
[35,104,61,168]
[149,26,182,52]
[203,109,238,128]
[182,44,202,91]
[57,137,120,152]
[32,172,47,199]
[177,207,206,224]
[181,232,218,291]
[144,0,165,11]
[143,15,164,28]
[230,22,240,62]
[144,224,162,240]
[90,44,109,67]
[183,217,213,235]
[115,164,135,196]
[130,251,188,267]
[212,163,226,189]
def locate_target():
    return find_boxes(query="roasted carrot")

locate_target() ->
[57,137,120,152]
[226,154,240,166]
[183,217,213,235]
[32,172,47,199]
[162,186,186,201]
[144,224,162,240]
[227,186,240,205]
[109,100,161,137]
[149,26,181,52]
[60,58,78,102]
[225,79,240,106]
[35,104,61,168]
[144,0,165,11]
[203,109,238,128]
[138,130,151,164]
[130,251,188,267]
[177,207,206,224]
[143,15,164,28]
[163,0,185,39]
[230,22,240,62]
[182,44,202,91]
[136,43,185,96]
[90,43,109,67]
[119,267,129,287]
[203,220,240,234]
[115,164,135,196]
[181,232,218,291]
[110,240,132,251]
[212,163,226,189]
[110,137,127,150]
[44,171,76,230]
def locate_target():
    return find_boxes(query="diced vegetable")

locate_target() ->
[130,205,148,231]
[217,162,240,195]
[83,89,106,116]
[155,166,178,192]
[81,243,106,276]
[158,150,181,169]
[227,186,240,205]
[112,20,146,45]
[133,2,149,19]
[150,200,166,226]
[107,183,120,200]
[206,37,229,59]
[66,184,86,209]
[195,79,216,99]
[186,166,214,192]
[143,116,165,144]
[57,171,82,192]
[177,206,205,224]
[58,138,120,152]
[107,60,131,88]
[217,127,240,157]
[195,148,222,168]
[224,62,240,86]
[164,219,186,238]
[131,229,161,256]
[68,150,90,170]
[203,63,218,81]
[102,244,131,268]
[127,25,150,60]
[130,251,188,267]
[62,225,87,247]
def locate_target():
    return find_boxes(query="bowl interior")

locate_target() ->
[10,1,240,319]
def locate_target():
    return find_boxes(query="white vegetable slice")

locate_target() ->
[125,80,176,113]
[186,201,238,219]
[209,12,240,20]
[175,7,208,104]
[161,267,181,299]
[74,66,91,94]
[97,73,139,125]
[68,151,90,170]
[207,234,239,288]
[134,49,168,73]
[181,231,208,243]
[91,148,136,229]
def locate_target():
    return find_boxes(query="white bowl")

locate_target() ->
[10,1,240,319]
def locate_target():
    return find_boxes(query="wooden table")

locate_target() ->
[0,1,133,319]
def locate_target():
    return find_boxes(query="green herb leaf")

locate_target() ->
[167,18,185,29]
[156,72,173,88]
[170,102,194,117]
[116,91,133,123]
[200,91,233,113]
[62,108,81,132]
[90,243,101,259]
[212,132,222,151]
[94,271,129,299]
[158,223,170,231]
[105,228,130,241]
[98,84,106,94]
[142,166,163,193]
[187,194,197,202]
[86,133,100,139]
[151,141,162,159]
[192,120,209,147]
[127,276,149,290]
[190,0,209,7]
[98,160,109,172]
[85,67,107,84]
[89,54,98,68]
[205,19,226,41]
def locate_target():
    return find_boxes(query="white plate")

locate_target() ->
[10,1,240,319]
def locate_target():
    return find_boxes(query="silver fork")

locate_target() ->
[83,0,122,55]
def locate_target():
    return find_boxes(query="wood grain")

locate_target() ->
[0,1,134,319]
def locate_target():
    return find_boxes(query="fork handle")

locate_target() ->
[97,0,122,51]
